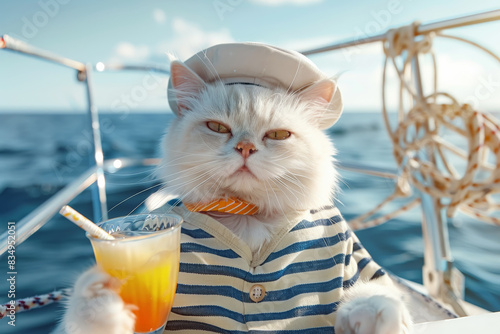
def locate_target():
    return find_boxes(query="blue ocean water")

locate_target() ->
[0,112,499,333]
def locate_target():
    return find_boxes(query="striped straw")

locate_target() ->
[59,205,114,240]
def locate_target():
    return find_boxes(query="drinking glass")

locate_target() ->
[87,213,182,333]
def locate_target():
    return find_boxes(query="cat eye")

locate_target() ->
[265,129,292,140]
[207,121,231,134]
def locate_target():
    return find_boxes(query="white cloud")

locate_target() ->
[158,18,235,60]
[338,67,385,112]
[419,53,500,111]
[434,54,484,85]
[338,50,500,113]
[110,18,234,64]
[153,8,167,24]
[249,0,323,5]
[114,42,151,61]
[277,36,340,53]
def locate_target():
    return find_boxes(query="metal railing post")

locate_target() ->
[83,63,108,221]
[411,54,467,316]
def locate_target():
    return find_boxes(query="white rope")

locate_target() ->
[348,22,500,229]
[0,289,71,319]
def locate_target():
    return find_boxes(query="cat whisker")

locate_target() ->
[277,172,308,193]
[108,168,157,177]
[203,171,227,198]
[105,179,157,186]
[165,162,223,191]
[276,174,307,196]
[195,51,224,84]
[283,168,317,182]
[267,154,293,163]
[169,168,222,206]
[253,161,309,197]
[124,174,221,216]
[192,176,226,210]
[262,181,274,212]
[152,171,218,202]
[104,172,158,186]
[256,163,306,193]
[165,166,221,190]
[164,153,216,164]
[338,176,350,190]
[175,164,227,205]
[105,167,219,214]
[262,161,313,188]
[196,132,220,152]
[158,161,217,178]
[107,183,163,215]
[269,178,300,207]
[286,58,302,93]
[259,150,295,163]
[165,150,215,157]
[125,196,152,217]
[264,179,290,223]
[194,52,229,102]
[159,159,215,170]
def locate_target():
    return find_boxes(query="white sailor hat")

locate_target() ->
[167,42,343,127]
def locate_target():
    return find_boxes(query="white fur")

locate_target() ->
[155,75,337,252]
[336,280,412,334]
[158,64,342,252]
[159,81,339,248]
[53,267,135,334]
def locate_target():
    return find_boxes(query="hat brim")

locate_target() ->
[167,42,342,127]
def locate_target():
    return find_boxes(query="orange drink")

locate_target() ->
[88,214,182,333]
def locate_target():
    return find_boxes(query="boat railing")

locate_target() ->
[1,9,500,318]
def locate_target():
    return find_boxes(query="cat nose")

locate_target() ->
[235,141,257,159]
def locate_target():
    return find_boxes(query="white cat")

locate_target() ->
[54,43,411,334]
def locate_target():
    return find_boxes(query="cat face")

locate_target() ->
[159,61,340,215]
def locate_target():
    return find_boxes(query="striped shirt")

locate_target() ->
[156,202,390,333]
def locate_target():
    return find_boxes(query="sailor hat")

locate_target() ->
[167,42,343,127]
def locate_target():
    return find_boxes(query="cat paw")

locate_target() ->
[335,294,411,334]
[61,266,136,334]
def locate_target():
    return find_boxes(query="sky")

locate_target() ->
[0,0,499,113]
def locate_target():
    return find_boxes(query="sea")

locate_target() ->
[0,112,499,333]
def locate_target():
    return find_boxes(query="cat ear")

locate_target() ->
[298,79,343,129]
[169,61,206,114]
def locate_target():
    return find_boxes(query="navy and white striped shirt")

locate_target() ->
[157,202,389,333]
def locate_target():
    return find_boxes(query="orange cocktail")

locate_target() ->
[88,214,182,333]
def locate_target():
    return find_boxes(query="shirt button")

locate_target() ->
[249,284,265,302]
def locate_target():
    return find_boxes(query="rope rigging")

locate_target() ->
[348,22,500,230]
